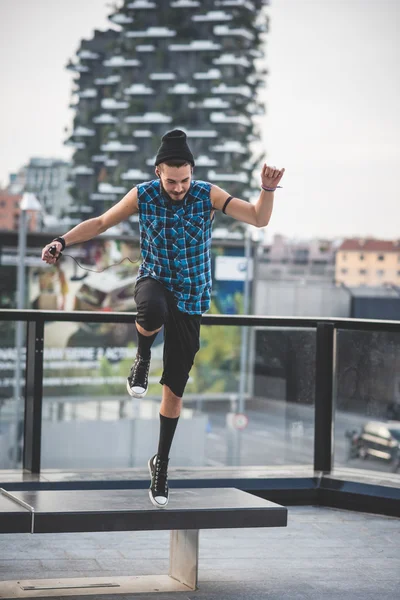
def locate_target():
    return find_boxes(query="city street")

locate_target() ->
[204,399,391,470]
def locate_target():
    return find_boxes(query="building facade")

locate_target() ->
[65,0,269,229]
[0,191,38,232]
[259,234,336,283]
[335,238,400,287]
[7,158,74,228]
[23,158,73,221]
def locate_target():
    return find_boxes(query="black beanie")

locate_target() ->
[155,129,195,167]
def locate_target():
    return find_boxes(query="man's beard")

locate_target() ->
[160,182,188,202]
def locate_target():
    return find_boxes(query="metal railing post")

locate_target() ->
[314,322,336,473]
[23,317,44,474]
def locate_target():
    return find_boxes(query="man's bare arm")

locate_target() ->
[42,187,138,263]
[210,164,285,228]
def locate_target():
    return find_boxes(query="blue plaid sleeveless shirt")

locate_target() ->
[136,179,213,315]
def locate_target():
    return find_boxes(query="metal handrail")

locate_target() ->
[1,309,399,331]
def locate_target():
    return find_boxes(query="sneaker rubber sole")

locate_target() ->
[126,379,148,398]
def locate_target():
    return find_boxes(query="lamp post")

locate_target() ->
[238,227,252,410]
[12,192,42,467]
[234,227,253,464]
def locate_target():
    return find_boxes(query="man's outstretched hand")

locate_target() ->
[41,241,63,265]
[261,163,285,190]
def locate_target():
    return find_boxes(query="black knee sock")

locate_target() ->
[136,328,158,359]
[157,413,179,461]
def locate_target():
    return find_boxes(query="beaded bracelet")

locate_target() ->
[261,185,283,192]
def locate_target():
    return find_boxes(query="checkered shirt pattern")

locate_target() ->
[136,179,213,315]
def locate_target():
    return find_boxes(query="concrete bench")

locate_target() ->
[0,487,287,598]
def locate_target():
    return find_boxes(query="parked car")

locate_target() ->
[347,421,400,472]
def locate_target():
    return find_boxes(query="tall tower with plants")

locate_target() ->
[65,0,269,232]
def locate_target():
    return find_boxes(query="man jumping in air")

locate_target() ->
[42,129,285,508]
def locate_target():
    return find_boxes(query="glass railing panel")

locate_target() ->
[41,321,316,470]
[335,329,400,476]
[195,325,316,467]
[0,320,26,469]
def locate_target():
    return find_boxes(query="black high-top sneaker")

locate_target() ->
[126,354,150,398]
[148,454,169,508]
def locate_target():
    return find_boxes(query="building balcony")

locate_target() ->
[72,127,96,137]
[94,75,121,85]
[171,0,200,7]
[212,83,252,97]
[135,45,155,52]
[124,84,154,95]
[168,83,197,94]
[149,72,176,81]
[93,114,118,125]
[77,50,99,60]
[78,89,97,99]
[125,112,172,124]
[101,99,129,110]
[214,25,255,40]
[210,112,252,126]
[100,141,137,152]
[109,13,134,25]
[213,54,250,67]
[216,0,255,9]
[189,98,230,110]
[127,0,156,8]
[192,10,232,22]
[103,56,141,68]
[72,166,94,175]
[125,27,176,38]
[193,69,222,80]
[169,40,221,51]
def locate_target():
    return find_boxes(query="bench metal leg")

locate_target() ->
[169,529,199,590]
[0,531,200,597]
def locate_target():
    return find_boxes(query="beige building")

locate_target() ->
[335,238,400,286]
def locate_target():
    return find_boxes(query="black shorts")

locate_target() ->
[133,277,201,398]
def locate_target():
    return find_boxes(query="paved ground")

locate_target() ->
[0,505,399,600]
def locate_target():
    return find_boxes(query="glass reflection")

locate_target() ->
[336,330,400,474]
[40,321,316,470]
[0,320,26,468]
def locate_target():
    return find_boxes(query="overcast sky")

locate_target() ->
[0,0,399,240]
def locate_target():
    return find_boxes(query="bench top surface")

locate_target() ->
[1,488,287,533]
[9,488,278,512]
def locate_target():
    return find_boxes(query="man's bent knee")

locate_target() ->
[136,322,162,336]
